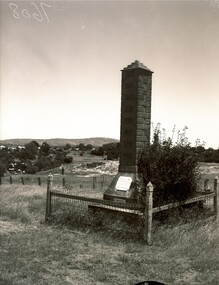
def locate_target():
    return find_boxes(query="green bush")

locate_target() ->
[64,156,73,163]
[91,147,104,156]
[25,163,39,174]
[91,143,120,159]
[138,133,200,206]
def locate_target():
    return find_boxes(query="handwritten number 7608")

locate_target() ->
[9,2,51,23]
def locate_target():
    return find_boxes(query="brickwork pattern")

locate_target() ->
[119,62,153,172]
[136,72,152,164]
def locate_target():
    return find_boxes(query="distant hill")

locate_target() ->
[0,137,119,147]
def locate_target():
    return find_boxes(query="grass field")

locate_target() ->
[0,162,219,285]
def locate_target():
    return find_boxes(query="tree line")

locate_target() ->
[0,139,218,178]
[0,141,120,177]
[0,141,72,176]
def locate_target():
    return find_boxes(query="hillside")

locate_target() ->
[0,137,119,147]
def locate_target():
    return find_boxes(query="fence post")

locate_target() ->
[143,182,154,245]
[38,177,41,186]
[21,177,24,185]
[93,177,97,189]
[204,179,211,192]
[214,176,218,222]
[101,175,105,190]
[45,173,53,221]
[10,176,12,184]
[62,177,65,187]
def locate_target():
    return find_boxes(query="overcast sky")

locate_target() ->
[0,0,219,148]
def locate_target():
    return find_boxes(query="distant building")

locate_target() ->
[8,146,16,150]
[8,163,15,173]
[17,146,25,150]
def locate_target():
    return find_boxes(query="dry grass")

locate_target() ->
[0,184,218,285]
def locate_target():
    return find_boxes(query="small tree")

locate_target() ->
[64,156,73,163]
[25,141,39,155]
[78,143,85,151]
[85,144,93,151]
[64,143,72,151]
[91,147,104,156]
[40,142,50,155]
[19,148,36,160]
[102,142,119,160]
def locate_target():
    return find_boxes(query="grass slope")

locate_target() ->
[0,184,218,285]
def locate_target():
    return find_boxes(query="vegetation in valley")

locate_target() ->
[1,132,219,179]
[0,141,120,177]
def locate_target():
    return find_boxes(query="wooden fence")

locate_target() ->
[0,175,110,189]
[0,175,44,186]
[45,174,219,245]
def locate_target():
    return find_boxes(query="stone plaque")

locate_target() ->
[115,176,132,191]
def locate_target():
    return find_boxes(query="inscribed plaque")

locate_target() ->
[115,176,132,191]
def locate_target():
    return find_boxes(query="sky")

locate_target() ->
[0,0,219,148]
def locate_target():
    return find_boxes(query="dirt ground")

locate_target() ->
[199,162,219,175]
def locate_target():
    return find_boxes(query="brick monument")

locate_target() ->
[104,60,153,202]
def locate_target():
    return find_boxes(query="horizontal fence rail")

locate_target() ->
[51,191,144,212]
[153,192,215,213]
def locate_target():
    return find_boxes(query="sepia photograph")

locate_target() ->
[0,0,219,284]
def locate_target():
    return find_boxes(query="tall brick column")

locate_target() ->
[119,61,153,173]
[104,60,153,202]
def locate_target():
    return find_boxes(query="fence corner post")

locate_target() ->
[45,173,53,222]
[143,181,154,245]
[214,176,218,222]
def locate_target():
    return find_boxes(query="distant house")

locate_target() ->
[17,146,25,150]
[8,146,16,150]
[8,163,15,173]
[0,145,6,149]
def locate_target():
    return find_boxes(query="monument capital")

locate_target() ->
[123,60,153,73]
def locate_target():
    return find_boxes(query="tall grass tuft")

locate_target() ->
[0,185,45,224]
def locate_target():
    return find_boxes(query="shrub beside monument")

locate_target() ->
[138,132,201,207]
